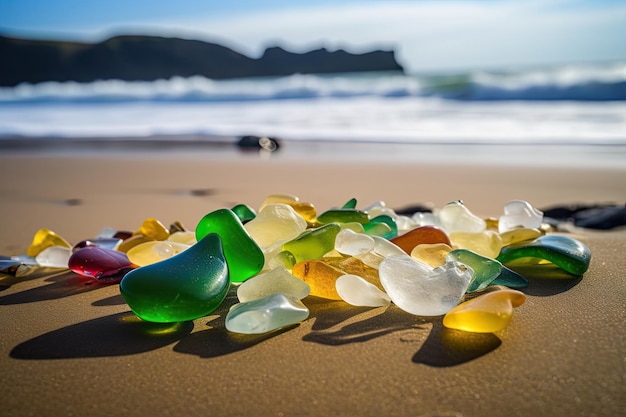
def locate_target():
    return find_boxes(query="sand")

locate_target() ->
[0,144,624,417]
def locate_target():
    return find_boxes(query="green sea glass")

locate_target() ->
[231,204,257,224]
[342,197,358,209]
[119,233,230,323]
[317,209,369,225]
[363,214,398,239]
[195,208,264,282]
[491,265,529,288]
[446,249,502,292]
[497,235,591,276]
[282,223,341,263]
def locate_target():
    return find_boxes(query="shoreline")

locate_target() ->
[2,134,626,170]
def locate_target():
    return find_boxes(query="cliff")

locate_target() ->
[0,35,404,86]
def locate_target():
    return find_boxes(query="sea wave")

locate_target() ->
[0,62,624,103]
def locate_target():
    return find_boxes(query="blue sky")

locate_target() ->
[2,0,625,72]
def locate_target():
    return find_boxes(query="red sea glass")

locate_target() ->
[68,247,134,283]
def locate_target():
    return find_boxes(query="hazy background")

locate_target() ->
[2,0,625,73]
[1,0,625,161]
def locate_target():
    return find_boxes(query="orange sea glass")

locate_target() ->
[292,260,344,300]
[291,253,381,300]
[391,225,451,254]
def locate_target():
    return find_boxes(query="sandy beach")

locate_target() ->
[0,141,624,417]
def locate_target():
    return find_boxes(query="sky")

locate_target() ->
[1,0,626,73]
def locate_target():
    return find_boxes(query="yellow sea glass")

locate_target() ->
[500,228,543,247]
[27,228,71,257]
[259,193,300,208]
[443,289,526,333]
[138,218,170,241]
[259,194,317,223]
[127,241,191,267]
[167,231,197,245]
[410,243,453,267]
[449,230,502,259]
[117,234,155,253]
[484,217,499,230]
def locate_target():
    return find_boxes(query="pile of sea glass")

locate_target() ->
[2,195,591,335]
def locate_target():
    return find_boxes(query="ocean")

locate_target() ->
[1,61,625,161]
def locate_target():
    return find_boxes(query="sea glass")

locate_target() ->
[491,266,529,288]
[289,202,317,224]
[497,234,591,275]
[443,289,526,333]
[68,247,134,283]
[371,235,406,258]
[237,266,310,302]
[72,238,122,252]
[342,197,358,209]
[266,250,297,271]
[410,243,453,268]
[168,220,186,234]
[259,193,300,209]
[500,227,543,247]
[117,234,155,253]
[35,245,71,268]
[446,249,502,292]
[126,241,191,267]
[282,223,341,263]
[363,215,397,239]
[317,209,369,225]
[334,228,375,257]
[379,255,473,316]
[438,200,486,233]
[291,259,346,300]
[196,208,264,282]
[167,231,197,245]
[390,225,451,254]
[499,200,543,233]
[225,293,309,334]
[259,194,317,223]
[324,254,381,287]
[339,222,366,234]
[362,222,392,238]
[231,203,257,224]
[27,229,71,257]
[449,230,503,259]
[138,217,170,241]
[244,204,307,250]
[120,233,230,322]
[335,274,391,307]
[0,257,24,273]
